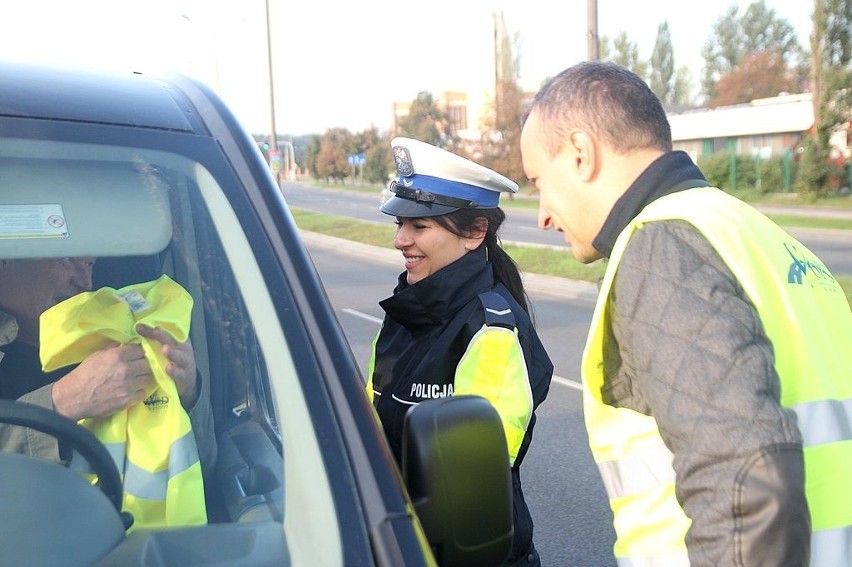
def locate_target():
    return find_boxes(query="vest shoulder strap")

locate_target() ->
[478,291,515,329]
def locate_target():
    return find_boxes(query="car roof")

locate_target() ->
[0,59,201,133]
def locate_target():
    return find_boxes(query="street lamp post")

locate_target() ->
[264,0,285,186]
[265,0,278,154]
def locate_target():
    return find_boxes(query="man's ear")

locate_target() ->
[567,130,597,182]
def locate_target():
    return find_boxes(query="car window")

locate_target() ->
[0,131,345,564]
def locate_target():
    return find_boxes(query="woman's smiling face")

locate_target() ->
[393,217,478,285]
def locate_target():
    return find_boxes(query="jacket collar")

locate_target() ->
[380,247,493,331]
[593,150,708,258]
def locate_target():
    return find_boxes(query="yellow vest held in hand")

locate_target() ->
[40,274,207,529]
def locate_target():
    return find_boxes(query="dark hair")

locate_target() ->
[529,61,672,156]
[433,207,529,313]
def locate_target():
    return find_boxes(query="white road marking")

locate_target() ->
[342,308,583,391]
[552,375,582,391]
[342,308,383,325]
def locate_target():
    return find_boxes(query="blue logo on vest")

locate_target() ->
[784,242,834,285]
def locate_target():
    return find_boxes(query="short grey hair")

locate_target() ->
[528,61,672,157]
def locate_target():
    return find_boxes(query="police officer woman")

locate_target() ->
[367,137,553,566]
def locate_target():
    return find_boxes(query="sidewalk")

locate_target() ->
[300,230,601,303]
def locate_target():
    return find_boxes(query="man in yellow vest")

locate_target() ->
[521,61,851,566]
[0,258,215,520]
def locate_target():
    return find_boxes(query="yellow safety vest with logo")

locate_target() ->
[40,274,207,529]
[584,187,852,566]
[367,291,533,466]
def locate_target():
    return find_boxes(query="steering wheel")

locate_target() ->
[0,399,123,511]
[0,399,131,565]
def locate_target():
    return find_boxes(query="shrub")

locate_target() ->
[698,153,757,191]
[697,153,731,188]
[757,154,795,194]
[794,136,841,200]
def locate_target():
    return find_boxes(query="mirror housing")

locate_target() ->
[402,395,513,567]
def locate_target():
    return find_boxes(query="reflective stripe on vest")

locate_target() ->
[584,187,852,565]
[71,429,199,499]
[366,324,381,404]
[454,292,533,466]
[40,274,207,529]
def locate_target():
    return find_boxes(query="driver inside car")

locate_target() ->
[0,257,215,525]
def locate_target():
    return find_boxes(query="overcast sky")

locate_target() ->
[1,0,812,136]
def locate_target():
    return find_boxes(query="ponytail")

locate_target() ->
[434,208,530,313]
[485,232,528,313]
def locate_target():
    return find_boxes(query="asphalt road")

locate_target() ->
[281,182,852,276]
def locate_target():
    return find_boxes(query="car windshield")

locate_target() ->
[0,124,346,563]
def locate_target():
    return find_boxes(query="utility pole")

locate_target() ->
[265,0,278,153]
[265,0,285,186]
[493,11,500,120]
[587,0,599,60]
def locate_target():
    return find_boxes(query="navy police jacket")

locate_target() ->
[367,247,552,469]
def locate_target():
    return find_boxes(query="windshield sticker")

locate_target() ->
[0,204,69,239]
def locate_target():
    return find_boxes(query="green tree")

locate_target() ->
[304,135,321,179]
[794,136,839,199]
[701,0,802,101]
[803,0,852,197]
[290,134,315,174]
[396,91,453,148]
[649,22,675,103]
[315,128,352,182]
[672,66,693,105]
[812,0,852,147]
[353,127,392,185]
[364,142,392,186]
[603,31,648,79]
[598,36,611,61]
[477,10,525,184]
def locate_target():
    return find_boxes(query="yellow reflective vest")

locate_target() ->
[453,292,532,466]
[40,274,207,529]
[584,187,852,565]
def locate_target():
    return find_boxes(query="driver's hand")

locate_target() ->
[52,343,152,421]
[136,324,198,408]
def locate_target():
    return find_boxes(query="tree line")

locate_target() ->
[276,0,851,200]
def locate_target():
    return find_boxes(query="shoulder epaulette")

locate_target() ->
[478,291,515,329]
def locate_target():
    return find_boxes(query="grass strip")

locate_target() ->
[837,276,852,306]
[290,208,605,283]
[290,207,851,304]
[763,215,852,230]
[302,181,852,231]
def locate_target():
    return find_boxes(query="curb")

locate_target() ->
[300,230,600,304]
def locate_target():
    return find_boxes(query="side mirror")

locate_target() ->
[402,395,513,567]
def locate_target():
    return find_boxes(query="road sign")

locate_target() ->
[348,153,366,166]
[269,148,283,173]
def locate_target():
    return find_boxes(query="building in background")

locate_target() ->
[669,93,849,162]
[392,91,477,138]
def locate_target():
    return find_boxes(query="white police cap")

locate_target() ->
[380,137,519,218]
